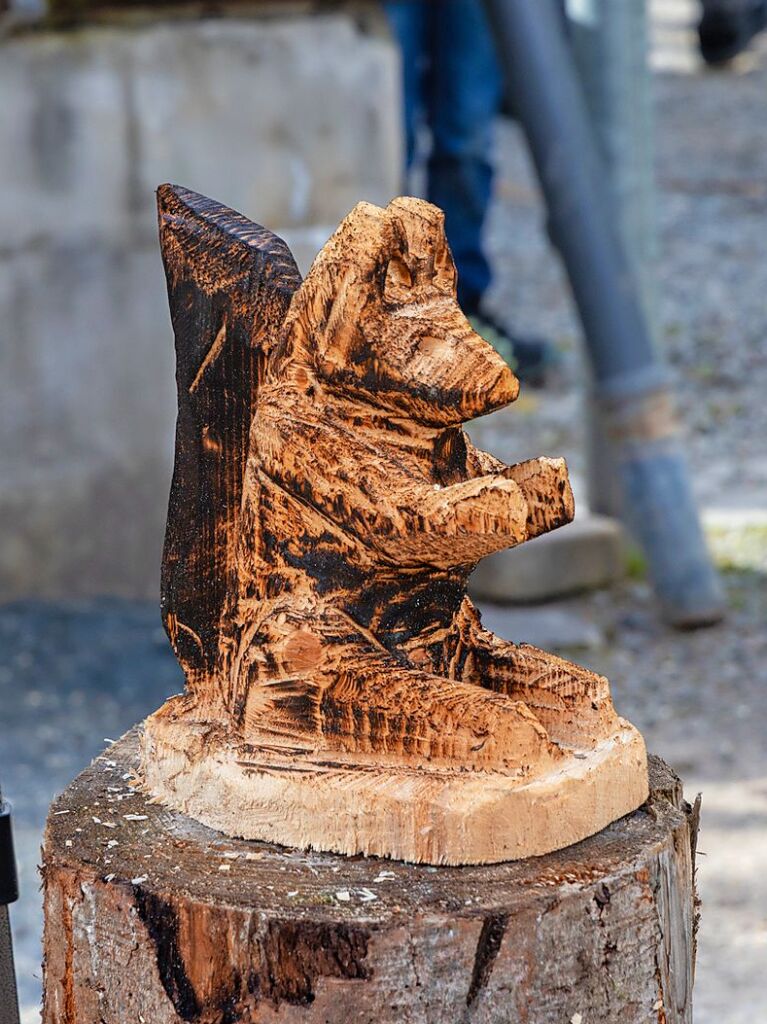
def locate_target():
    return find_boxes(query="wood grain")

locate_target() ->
[157,184,301,692]
[142,187,648,863]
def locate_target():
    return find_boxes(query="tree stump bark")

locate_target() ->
[42,730,698,1024]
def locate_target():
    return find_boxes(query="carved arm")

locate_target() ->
[257,405,534,567]
[465,442,575,541]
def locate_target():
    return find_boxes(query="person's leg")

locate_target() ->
[382,1,429,172]
[698,0,767,64]
[426,0,503,312]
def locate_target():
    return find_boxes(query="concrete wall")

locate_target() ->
[0,10,402,598]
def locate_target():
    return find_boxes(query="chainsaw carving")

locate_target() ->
[141,185,648,865]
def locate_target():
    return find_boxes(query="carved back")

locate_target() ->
[157,184,301,689]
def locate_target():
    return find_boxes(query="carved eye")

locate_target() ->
[384,256,413,300]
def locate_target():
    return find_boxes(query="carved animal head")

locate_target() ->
[271,197,519,426]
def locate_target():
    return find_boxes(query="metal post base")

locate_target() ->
[597,386,724,626]
[482,0,724,626]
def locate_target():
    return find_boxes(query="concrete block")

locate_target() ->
[0,9,401,599]
[0,240,175,597]
[475,602,606,652]
[469,514,626,604]
[0,14,401,249]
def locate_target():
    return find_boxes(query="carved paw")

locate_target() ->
[476,644,618,748]
[236,614,564,777]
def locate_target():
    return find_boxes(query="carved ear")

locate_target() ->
[386,197,457,299]
[157,184,302,685]
[280,201,390,377]
[283,198,462,384]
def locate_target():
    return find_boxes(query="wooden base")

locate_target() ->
[42,730,697,1024]
[140,702,648,864]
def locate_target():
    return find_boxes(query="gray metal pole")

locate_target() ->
[0,784,20,1024]
[567,0,659,332]
[566,0,660,520]
[483,0,724,626]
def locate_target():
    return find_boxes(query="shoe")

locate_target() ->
[467,311,560,389]
[698,0,767,64]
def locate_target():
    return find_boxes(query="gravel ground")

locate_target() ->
[474,8,767,1018]
[2,576,765,1023]
[1,3,765,1022]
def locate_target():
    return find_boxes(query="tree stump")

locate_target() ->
[42,731,698,1024]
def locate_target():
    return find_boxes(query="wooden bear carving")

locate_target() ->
[141,185,648,865]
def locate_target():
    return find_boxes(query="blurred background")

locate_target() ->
[0,0,765,1020]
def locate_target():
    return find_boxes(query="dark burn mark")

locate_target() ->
[324,365,470,424]
[133,889,370,1019]
[273,691,319,729]
[259,526,279,559]
[319,678,393,741]
[432,427,468,485]
[281,539,367,594]
[220,970,243,1024]
[259,920,371,1007]
[159,185,303,688]
[133,887,201,1021]
[340,571,466,645]
[232,693,247,725]
[377,577,466,646]
[264,571,291,598]
[342,577,404,632]
[466,914,509,1006]
[220,996,240,1024]
[594,882,611,912]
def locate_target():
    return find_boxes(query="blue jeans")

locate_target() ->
[383,0,503,312]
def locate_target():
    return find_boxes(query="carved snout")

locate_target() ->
[443,359,519,425]
[377,306,520,426]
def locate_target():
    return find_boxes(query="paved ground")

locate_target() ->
[1,2,766,1022]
